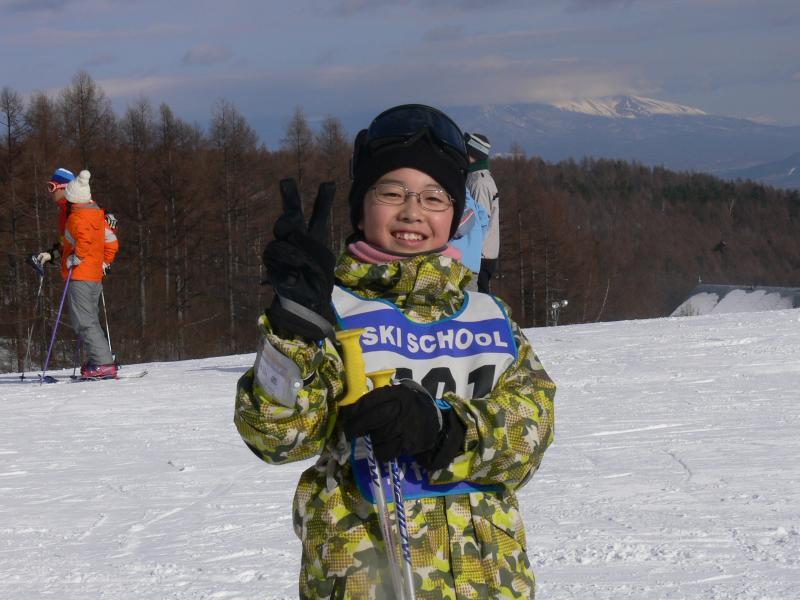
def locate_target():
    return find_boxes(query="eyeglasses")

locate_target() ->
[47,181,67,193]
[370,183,454,212]
[352,104,469,176]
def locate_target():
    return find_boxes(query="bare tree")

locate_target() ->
[154,103,204,358]
[59,70,116,168]
[119,98,155,345]
[24,92,60,367]
[281,105,313,188]
[1,86,29,370]
[25,92,59,251]
[210,99,259,352]
[315,115,350,248]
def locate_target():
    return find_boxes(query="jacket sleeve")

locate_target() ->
[432,315,555,492]
[475,193,490,235]
[68,214,94,261]
[103,224,119,265]
[471,176,494,221]
[234,315,345,465]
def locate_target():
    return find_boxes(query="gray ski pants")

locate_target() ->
[67,280,113,365]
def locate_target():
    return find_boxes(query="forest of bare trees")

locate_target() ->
[2,72,799,373]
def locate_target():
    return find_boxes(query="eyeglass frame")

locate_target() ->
[368,182,455,212]
[47,181,67,193]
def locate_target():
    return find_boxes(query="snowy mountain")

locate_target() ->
[3,309,800,599]
[267,96,800,181]
[444,98,800,175]
[553,95,707,119]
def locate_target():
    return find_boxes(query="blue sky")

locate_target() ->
[1,0,799,144]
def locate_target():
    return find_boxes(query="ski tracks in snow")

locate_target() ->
[3,312,800,598]
[527,310,800,598]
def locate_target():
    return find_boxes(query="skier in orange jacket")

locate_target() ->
[35,169,120,379]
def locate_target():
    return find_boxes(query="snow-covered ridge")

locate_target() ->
[553,95,707,118]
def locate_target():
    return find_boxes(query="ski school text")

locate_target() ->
[350,319,515,358]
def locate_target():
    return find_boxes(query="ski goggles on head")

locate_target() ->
[352,104,469,175]
[47,181,67,193]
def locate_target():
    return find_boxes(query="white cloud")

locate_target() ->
[2,0,72,12]
[4,23,184,46]
[85,57,653,125]
[96,74,185,98]
[182,43,232,66]
[328,56,651,107]
[79,51,117,69]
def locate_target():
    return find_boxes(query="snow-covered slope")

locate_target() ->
[2,309,799,599]
[553,95,707,119]
[674,290,796,316]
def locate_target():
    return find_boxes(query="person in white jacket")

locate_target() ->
[464,133,499,293]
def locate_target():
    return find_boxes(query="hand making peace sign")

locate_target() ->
[262,178,337,342]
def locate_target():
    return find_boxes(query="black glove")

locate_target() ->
[263,179,336,342]
[341,380,466,470]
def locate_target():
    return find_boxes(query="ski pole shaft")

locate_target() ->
[336,329,408,599]
[41,268,72,384]
[21,274,45,379]
[363,435,404,598]
[72,336,81,378]
[388,458,416,600]
[364,369,416,598]
[100,289,112,355]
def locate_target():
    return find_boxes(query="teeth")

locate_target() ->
[395,232,423,241]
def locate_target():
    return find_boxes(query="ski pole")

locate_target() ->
[336,329,407,599]
[72,336,82,378]
[365,369,416,600]
[100,289,113,357]
[20,274,45,380]
[41,267,73,384]
[388,457,415,600]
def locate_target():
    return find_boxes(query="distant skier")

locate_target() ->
[34,168,119,379]
[235,105,555,598]
[464,133,500,294]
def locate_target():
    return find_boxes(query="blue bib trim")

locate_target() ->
[350,440,500,504]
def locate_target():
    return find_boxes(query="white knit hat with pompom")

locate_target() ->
[65,170,92,203]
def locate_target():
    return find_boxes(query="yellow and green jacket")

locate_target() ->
[235,251,555,599]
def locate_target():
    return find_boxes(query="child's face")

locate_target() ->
[358,168,454,254]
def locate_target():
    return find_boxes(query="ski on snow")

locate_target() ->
[35,370,149,384]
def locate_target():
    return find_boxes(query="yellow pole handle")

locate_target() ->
[367,369,395,388]
[335,329,395,406]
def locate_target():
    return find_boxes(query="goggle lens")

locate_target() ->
[366,104,467,158]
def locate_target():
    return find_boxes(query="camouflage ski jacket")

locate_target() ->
[235,251,556,599]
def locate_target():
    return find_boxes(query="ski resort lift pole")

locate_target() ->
[549,299,569,326]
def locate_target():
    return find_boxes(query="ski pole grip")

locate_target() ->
[367,369,395,388]
[335,329,395,406]
[336,329,369,406]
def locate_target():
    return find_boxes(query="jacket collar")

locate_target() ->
[335,250,471,320]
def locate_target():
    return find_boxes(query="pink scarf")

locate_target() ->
[347,240,462,265]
